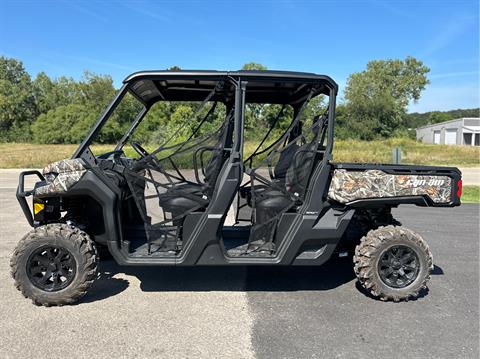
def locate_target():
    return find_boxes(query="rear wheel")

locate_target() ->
[10,224,98,306]
[353,225,433,302]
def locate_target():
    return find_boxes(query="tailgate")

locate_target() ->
[328,163,462,207]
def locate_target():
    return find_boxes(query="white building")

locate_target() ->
[416,117,480,146]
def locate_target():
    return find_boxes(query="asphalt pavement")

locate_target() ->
[0,170,478,359]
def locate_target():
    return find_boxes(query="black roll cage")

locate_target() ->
[72,70,338,166]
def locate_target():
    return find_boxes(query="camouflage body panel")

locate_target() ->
[42,158,86,174]
[328,169,452,204]
[35,158,87,196]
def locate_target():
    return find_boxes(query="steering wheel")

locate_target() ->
[131,141,150,158]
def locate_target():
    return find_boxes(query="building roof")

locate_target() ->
[416,117,480,130]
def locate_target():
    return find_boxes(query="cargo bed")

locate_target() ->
[328,163,462,208]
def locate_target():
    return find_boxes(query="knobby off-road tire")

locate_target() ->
[10,223,98,306]
[353,225,433,302]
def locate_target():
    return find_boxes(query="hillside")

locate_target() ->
[405,108,479,129]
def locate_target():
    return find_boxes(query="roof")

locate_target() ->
[416,117,480,130]
[123,70,338,106]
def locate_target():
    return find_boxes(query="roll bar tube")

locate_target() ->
[323,86,336,161]
[72,84,129,159]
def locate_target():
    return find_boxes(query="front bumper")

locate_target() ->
[16,170,45,226]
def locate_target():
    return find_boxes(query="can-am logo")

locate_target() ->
[408,178,445,186]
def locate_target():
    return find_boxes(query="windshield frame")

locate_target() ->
[72,84,146,159]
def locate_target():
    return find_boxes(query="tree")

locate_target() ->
[241,63,271,136]
[32,72,56,114]
[32,104,95,144]
[426,111,450,125]
[0,56,37,140]
[167,66,182,71]
[29,71,122,144]
[241,62,267,71]
[76,71,115,112]
[342,56,430,139]
[32,72,79,115]
[404,108,479,129]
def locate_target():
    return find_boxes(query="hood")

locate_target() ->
[35,158,87,196]
[42,158,86,175]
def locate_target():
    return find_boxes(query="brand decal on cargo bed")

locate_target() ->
[328,169,452,204]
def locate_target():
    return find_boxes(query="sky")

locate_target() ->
[0,0,478,113]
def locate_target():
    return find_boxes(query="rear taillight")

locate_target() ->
[457,179,462,199]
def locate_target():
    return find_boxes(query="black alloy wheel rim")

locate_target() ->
[27,246,77,292]
[378,245,420,288]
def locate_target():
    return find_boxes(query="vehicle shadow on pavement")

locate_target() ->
[82,260,445,304]
[244,258,356,291]
[431,265,444,275]
[80,268,130,304]
[81,257,361,304]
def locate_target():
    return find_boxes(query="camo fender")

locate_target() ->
[328,169,452,204]
[35,158,87,196]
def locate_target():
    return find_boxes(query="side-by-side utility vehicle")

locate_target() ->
[11,70,462,305]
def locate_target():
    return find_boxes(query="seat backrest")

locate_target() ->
[201,114,234,196]
[272,143,299,180]
[284,114,328,198]
[203,146,227,195]
[284,142,317,198]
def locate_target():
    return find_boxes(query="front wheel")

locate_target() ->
[10,224,98,306]
[353,225,433,302]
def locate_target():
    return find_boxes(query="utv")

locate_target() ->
[11,70,462,306]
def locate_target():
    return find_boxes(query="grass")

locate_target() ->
[0,138,479,169]
[462,186,480,203]
[0,143,111,168]
[332,138,480,167]
[1,142,477,203]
